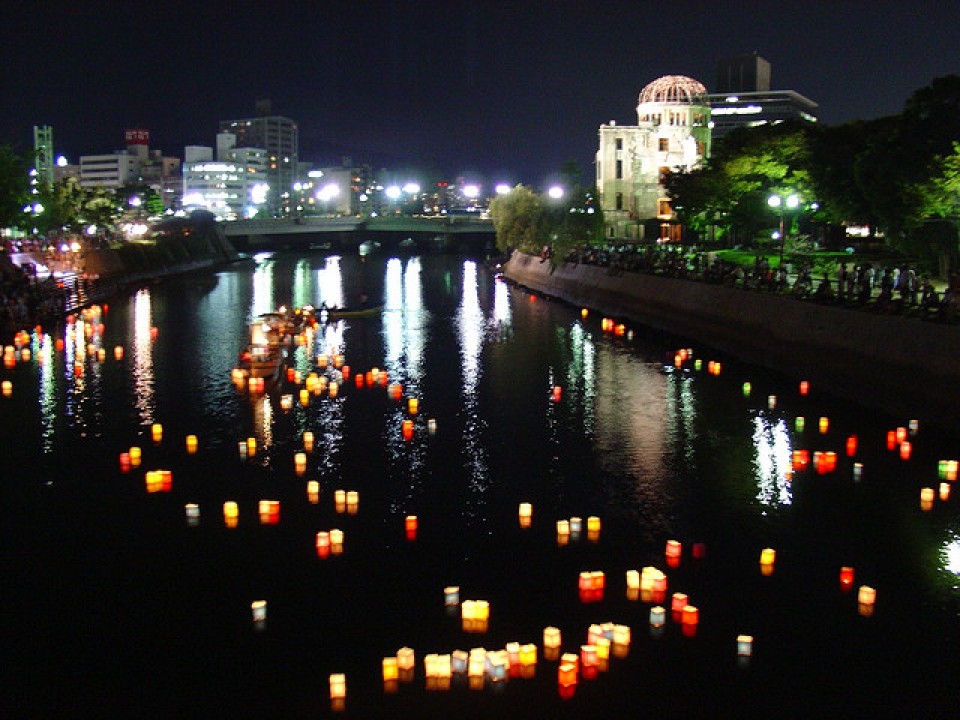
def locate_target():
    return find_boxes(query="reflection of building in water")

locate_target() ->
[38,333,56,454]
[597,75,711,243]
[131,289,155,425]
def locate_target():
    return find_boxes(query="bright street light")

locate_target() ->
[495,183,511,195]
[547,186,564,200]
[385,185,402,200]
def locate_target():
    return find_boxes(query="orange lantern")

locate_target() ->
[839,566,855,591]
[845,435,858,457]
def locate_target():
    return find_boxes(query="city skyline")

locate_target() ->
[2,0,958,185]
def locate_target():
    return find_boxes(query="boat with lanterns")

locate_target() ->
[239,313,287,382]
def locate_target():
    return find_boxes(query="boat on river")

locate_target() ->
[239,313,287,381]
[323,304,383,319]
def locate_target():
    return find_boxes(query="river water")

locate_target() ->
[4,252,960,718]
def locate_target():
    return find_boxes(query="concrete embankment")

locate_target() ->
[504,251,960,435]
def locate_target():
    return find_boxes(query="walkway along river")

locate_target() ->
[503,251,960,436]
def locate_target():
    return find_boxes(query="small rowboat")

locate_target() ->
[324,305,383,319]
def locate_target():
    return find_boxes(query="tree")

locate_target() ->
[0,145,32,230]
[489,184,544,254]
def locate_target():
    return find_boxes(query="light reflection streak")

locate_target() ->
[251,255,276,317]
[316,256,345,310]
[491,276,512,341]
[458,260,489,521]
[752,415,793,507]
[565,323,596,434]
[292,259,312,310]
[383,257,427,514]
[131,289,155,425]
[37,332,56,454]
[940,533,960,589]
[251,395,274,464]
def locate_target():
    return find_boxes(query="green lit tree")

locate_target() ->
[489,184,544,254]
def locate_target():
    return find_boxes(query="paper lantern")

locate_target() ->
[760,547,776,567]
[767,394,777,409]
[294,452,307,475]
[909,419,919,435]
[671,592,689,613]
[129,446,142,467]
[853,462,863,481]
[839,566,855,591]
[552,386,562,402]
[799,380,810,396]
[896,426,908,443]
[556,519,570,537]
[467,649,486,677]
[518,502,533,526]
[444,586,460,606]
[900,441,912,461]
[920,487,935,511]
[114,345,124,360]
[119,452,131,472]
[408,397,419,415]
[845,435,858,457]
[329,673,346,700]
[382,657,398,682]
[682,605,699,625]
[402,419,414,440]
[649,606,666,628]
[613,624,631,646]
[569,517,582,534]
[742,382,751,397]
[251,600,267,622]
[626,569,640,590]
[858,585,877,616]
[316,531,330,558]
[1,380,12,397]
[940,482,951,501]
[246,437,257,457]
[354,373,364,388]
[580,645,597,668]
[543,626,562,649]
[737,635,754,656]
[557,662,578,687]
[405,515,418,540]
[389,382,402,401]
[795,416,805,432]
[427,418,437,435]
[818,416,829,434]
[223,501,239,526]
[397,647,415,671]
[151,423,163,443]
[451,650,468,674]
[303,431,314,452]
[666,539,682,560]
[346,491,359,513]
[258,500,280,525]
[586,515,601,533]
[948,460,958,482]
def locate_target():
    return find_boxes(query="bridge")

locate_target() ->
[221,215,496,253]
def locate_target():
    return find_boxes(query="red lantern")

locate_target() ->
[839,566,855,591]
[845,435,858,457]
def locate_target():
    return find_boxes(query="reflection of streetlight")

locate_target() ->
[547,186,564,200]
[767,193,799,264]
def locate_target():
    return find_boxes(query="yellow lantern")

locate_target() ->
[1,380,10,397]
[185,434,198,454]
[518,502,532,527]
[151,423,163,443]
[543,626,562,649]
[329,673,346,700]
[303,431,315,452]
[246,437,257,457]
[397,647,415,671]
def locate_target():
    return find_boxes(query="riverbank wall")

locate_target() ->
[504,251,960,435]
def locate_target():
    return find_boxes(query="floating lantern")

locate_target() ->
[237,441,248,460]
[886,430,897,451]
[294,452,307,476]
[665,539,682,561]
[451,650,468,674]
[742,382,751,397]
[330,528,344,554]
[151,423,163,444]
[355,373,364,389]
[427,418,437,435]
[557,662,578,687]
[405,514,418,540]
[569,516,582,534]
[251,600,267,623]
[444,586,460,606]
[760,548,776,574]
[909,419,919,435]
[316,531,330,558]
[948,460,958,482]
[737,635,754,657]
[520,643,537,667]
[692,542,707,559]
[839,566,855,591]
[346,490,359,513]
[223,501,239,526]
[303,431,314,452]
[940,482,951,501]
[318,353,329,369]
[552,386,562,402]
[408,397,419,415]
[246,437,257,458]
[896,426,908,444]
[671,592,689,613]
[299,389,310,406]
[2,380,15,397]
[402,419,414,441]
[518,502,532,528]
[626,569,640,590]
[556,519,570,539]
[258,500,280,525]
[853,462,863,481]
[185,504,200,525]
[329,673,346,701]
[397,647,415,671]
[389,382,402,401]
[114,345,124,360]
[767,395,776,410]
[900,441,912,461]
[586,515,601,533]
[613,624,631,646]
[649,606,666,628]
[920,487,934,511]
[185,434,198,454]
[818,416,829,434]
[799,380,810,396]
[580,645,597,669]
[791,449,810,472]
[858,586,877,616]
[382,657,399,682]
[581,308,588,318]
[795,416,805,432]
[119,452,131,472]
[845,435,858,457]
[681,605,699,637]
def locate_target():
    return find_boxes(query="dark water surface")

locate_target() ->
[4,252,960,718]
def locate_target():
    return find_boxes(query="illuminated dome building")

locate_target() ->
[596,75,711,242]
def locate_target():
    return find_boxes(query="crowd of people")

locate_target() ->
[564,244,959,321]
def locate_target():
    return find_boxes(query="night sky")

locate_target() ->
[2,0,958,186]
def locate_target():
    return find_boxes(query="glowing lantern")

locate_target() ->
[586,515,601,533]
[569,517,582,534]
[389,382,402,401]
[858,586,877,616]
[444,586,460,606]
[405,515,418,541]
[382,657,398,682]
[237,441,247,460]
[845,435,858,457]
[114,345,124,360]
[408,397,419,415]
[920,487,934,511]
[556,519,570,538]
[330,528,344,554]
[909,419,919,435]
[767,395,776,410]
[853,462,863,481]
[948,461,958,482]
[246,437,257,457]
[737,635,754,657]
[818,416,829,434]
[307,480,319,504]
[329,673,346,701]
[119,452,131,472]
[581,308,588,318]
[251,600,267,623]
[940,482,951,501]
[626,569,640,590]
[558,662,578,687]
[839,566,855,591]
[665,539,682,561]
[402,419,414,440]
[303,431,314,452]
[760,547,776,570]
[223,501,239,526]
[795,416,805,432]
[1,380,12,397]
[518,502,532,528]
[692,542,707,559]
[613,624,631,646]
[294,452,307,475]
[552,386,562,402]
[316,531,330,558]
[451,650,468,674]
[128,447,142,467]
[346,491,359,514]
[799,380,810,395]
[185,503,200,525]
[299,389,310,406]
[742,382,751,397]
[649,606,666,628]
[580,645,597,668]
[791,449,810,472]
[681,605,699,635]
[258,500,280,525]
[354,373,364,388]
[896,426,908,443]
[397,647,415,671]
[185,434,198,454]
[886,430,897,451]
[427,418,437,435]
[900,441,912,461]
[671,592,689,613]
[151,423,163,444]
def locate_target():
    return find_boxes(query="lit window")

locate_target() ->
[658,138,669,152]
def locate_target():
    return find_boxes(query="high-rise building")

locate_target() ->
[33,125,54,191]
[219,101,298,216]
[182,134,270,221]
[596,75,712,242]
[708,54,818,141]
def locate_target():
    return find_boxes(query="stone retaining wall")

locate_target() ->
[504,251,960,434]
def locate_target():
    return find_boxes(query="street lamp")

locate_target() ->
[767,193,799,264]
